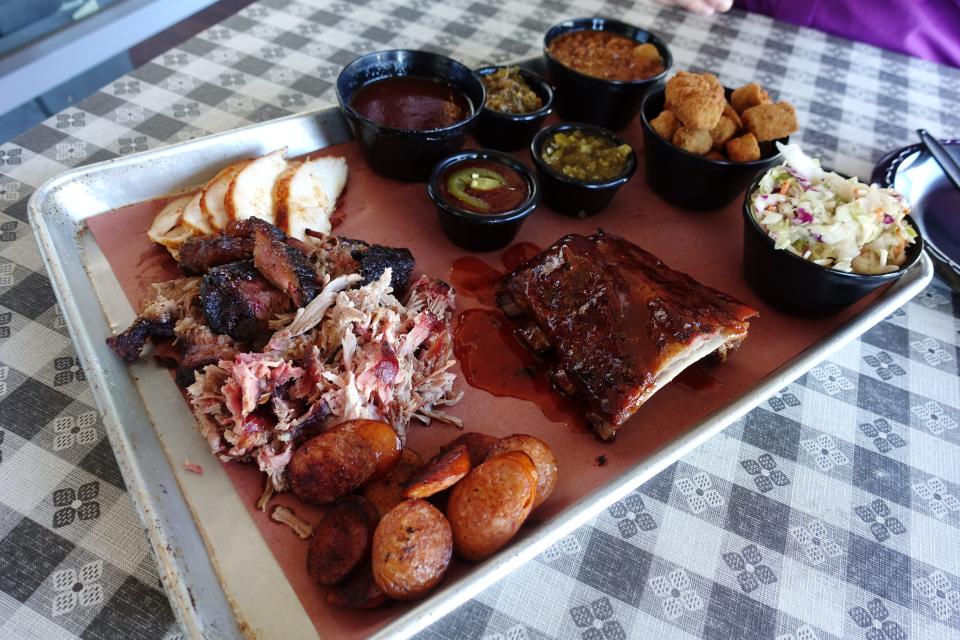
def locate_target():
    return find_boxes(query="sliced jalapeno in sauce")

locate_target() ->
[439,161,528,214]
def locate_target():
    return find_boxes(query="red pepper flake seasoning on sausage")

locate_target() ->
[548,30,664,81]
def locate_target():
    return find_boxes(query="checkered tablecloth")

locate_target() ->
[0,0,958,638]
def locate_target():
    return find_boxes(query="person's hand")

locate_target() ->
[654,0,733,16]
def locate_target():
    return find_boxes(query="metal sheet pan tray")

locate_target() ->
[29,100,933,638]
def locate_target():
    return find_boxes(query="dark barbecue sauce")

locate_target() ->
[450,256,502,307]
[448,242,543,307]
[453,308,585,430]
[500,241,541,272]
[450,244,584,430]
[350,76,472,130]
[675,365,721,391]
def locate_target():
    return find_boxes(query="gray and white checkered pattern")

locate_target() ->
[0,0,958,638]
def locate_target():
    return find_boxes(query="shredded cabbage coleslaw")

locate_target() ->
[751,143,917,274]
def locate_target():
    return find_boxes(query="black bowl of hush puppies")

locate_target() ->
[640,71,799,210]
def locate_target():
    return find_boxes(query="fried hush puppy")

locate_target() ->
[741,102,799,142]
[722,102,742,129]
[673,127,713,155]
[664,71,725,130]
[709,115,738,151]
[730,82,770,114]
[725,132,761,162]
[650,73,798,161]
[649,110,681,140]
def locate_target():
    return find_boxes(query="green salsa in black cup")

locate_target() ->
[529,122,636,217]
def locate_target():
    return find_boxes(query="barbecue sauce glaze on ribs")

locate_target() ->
[498,232,758,439]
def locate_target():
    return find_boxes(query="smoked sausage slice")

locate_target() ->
[324,563,388,609]
[336,419,402,480]
[403,445,471,499]
[447,450,537,561]
[440,432,498,467]
[485,434,558,508]
[372,499,452,600]
[289,430,377,505]
[362,448,423,519]
[306,496,379,586]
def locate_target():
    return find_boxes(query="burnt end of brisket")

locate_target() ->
[151,340,181,370]
[226,217,285,241]
[178,235,255,275]
[106,317,174,363]
[350,244,415,293]
[178,218,300,276]
[175,367,199,388]
[252,227,320,307]
[201,261,292,342]
[175,342,238,388]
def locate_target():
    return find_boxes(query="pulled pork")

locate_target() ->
[187,269,460,490]
[106,217,459,491]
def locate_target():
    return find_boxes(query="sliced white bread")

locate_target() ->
[224,148,287,225]
[274,155,348,240]
[200,159,250,231]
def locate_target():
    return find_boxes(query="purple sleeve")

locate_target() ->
[732,0,960,68]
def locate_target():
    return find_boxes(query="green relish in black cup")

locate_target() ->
[474,66,555,151]
[530,123,636,218]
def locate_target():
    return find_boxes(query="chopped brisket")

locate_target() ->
[179,235,255,275]
[106,317,174,363]
[201,261,292,342]
[105,277,200,362]
[355,244,414,292]
[252,225,320,307]
[226,217,285,241]
[329,238,415,293]
[180,218,309,276]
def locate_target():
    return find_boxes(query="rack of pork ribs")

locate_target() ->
[106,217,414,386]
[496,232,758,440]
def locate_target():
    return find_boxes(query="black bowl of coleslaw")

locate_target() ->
[742,170,925,315]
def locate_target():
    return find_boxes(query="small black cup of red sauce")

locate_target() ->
[428,149,540,251]
[337,50,485,182]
